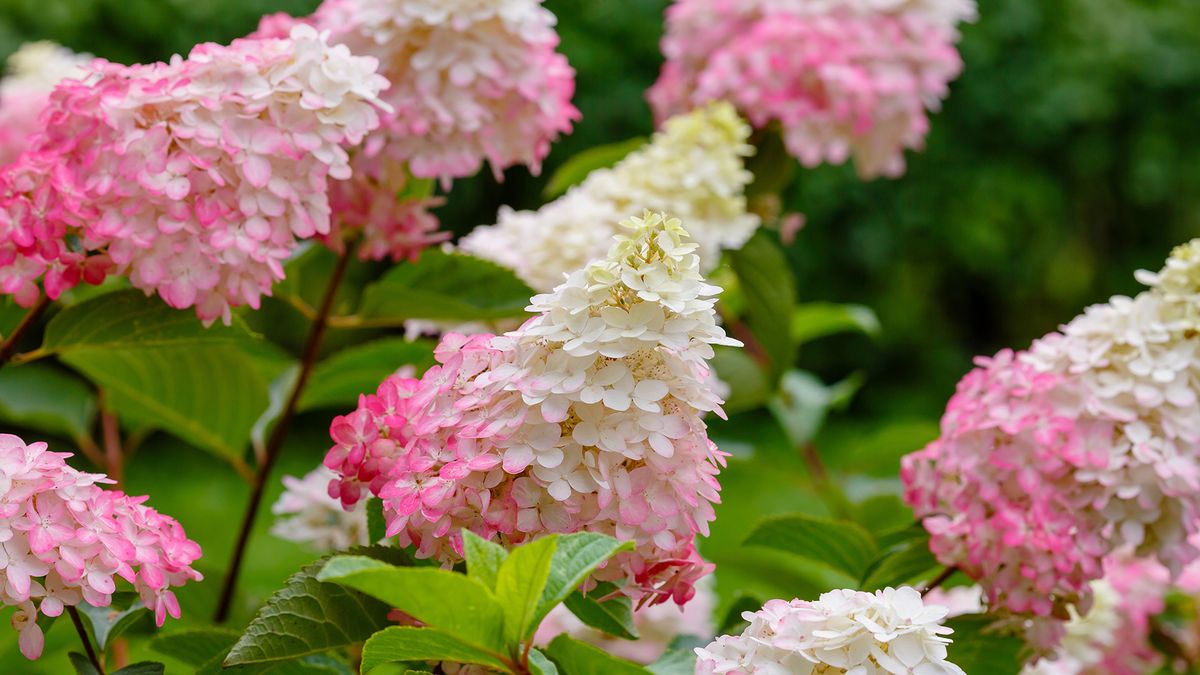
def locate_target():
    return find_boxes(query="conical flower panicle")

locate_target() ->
[325,212,739,605]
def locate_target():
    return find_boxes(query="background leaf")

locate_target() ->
[544,635,648,675]
[728,232,796,384]
[360,627,513,675]
[744,514,878,581]
[542,136,646,198]
[359,251,534,323]
[0,363,95,443]
[298,338,436,412]
[945,615,1025,675]
[791,303,881,347]
[76,598,149,651]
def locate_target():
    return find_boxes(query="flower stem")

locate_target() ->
[0,295,51,369]
[213,244,354,623]
[68,606,104,674]
[920,566,958,596]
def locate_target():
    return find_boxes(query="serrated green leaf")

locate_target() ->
[43,290,252,350]
[744,514,878,581]
[366,497,387,545]
[224,546,407,666]
[298,338,436,412]
[545,635,649,675]
[646,649,697,675]
[728,232,795,384]
[497,535,558,643]
[528,649,559,675]
[154,628,353,675]
[77,599,149,651]
[360,627,514,674]
[791,303,881,346]
[359,250,534,323]
[0,363,95,442]
[542,136,646,199]
[317,556,506,652]
[860,532,941,591]
[945,615,1024,675]
[534,533,633,634]
[562,585,638,640]
[463,530,509,591]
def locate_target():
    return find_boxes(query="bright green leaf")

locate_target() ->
[528,649,560,675]
[360,627,513,674]
[562,585,638,640]
[728,232,796,384]
[359,251,534,323]
[366,497,387,545]
[945,615,1024,675]
[744,514,878,581]
[533,533,632,633]
[463,530,509,591]
[496,535,558,643]
[225,547,409,666]
[646,649,697,675]
[317,556,506,651]
[0,363,95,442]
[43,290,252,351]
[545,635,648,675]
[791,303,881,347]
[542,136,646,199]
[298,338,436,411]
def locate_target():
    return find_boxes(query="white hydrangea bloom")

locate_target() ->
[1020,580,1121,675]
[695,587,966,675]
[460,102,759,292]
[272,466,369,552]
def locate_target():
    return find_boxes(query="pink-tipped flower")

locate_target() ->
[0,42,91,167]
[0,25,389,323]
[0,434,202,659]
[326,212,739,606]
[649,0,974,178]
[903,239,1200,649]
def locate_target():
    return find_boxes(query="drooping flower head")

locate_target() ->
[271,465,370,552]
[0,42,91,166]
[0,434,202,660]
[902,239,1200,648]
[694,587,966,674]
[325,212,739,605]
[460,102,759,292]
[0,25,389,322]
[649,0,975,178]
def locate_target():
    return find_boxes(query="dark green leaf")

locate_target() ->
[360,627,513,674]
[545,635,648,675]
[359,251,534,323]
[542,136,646,198]
[563,585,638,640]
[77,599,149,651]
[298,338,436,412]
[463,529,509,591]
[224,546,408,666]
[317,556,506,652]
[728,232,795,383]
[717,595,762,634]
[744,514,878,581]
[69,653,102,675]
[496,535,558,643]
[791,303,881,346]
[860,532,942,591]
[113,664,166,675]
[0,363,95,442]
[43,290,252,350]
[154,628,352,674]
[945,615,1024,675]
[366,497,387,545]
[534,533,633,634]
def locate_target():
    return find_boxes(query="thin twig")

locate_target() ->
[213,243,355,623]
[0,295,51,369]
[921,566,958,596]
[68,606,104,674]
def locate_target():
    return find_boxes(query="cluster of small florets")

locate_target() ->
[902,238,1200,647]
[0,25,389,323]
[694,587,965,674]
[648,0,975,178]
[0,434,202,660]
[460,102,759,292]
[271,466,370,552]
[325,212,739,605]
[0,42,91,166]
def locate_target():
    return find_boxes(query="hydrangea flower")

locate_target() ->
[460,102,758,292]
[649,0,975,178]
[0,25,389,322]
[903,239,1200,647]
[694,587,966,674]
[325,212,739,605]
[0,42,90,166]
[0,433,202,659]
[271,466,369,552]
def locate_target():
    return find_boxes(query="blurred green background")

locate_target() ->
[1,0,1199,669]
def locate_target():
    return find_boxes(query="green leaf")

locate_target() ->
[360,627,513,674]
[496,534,558,643]
[945,615,1024,675]
[225,546,408,666]
[366,497,387,545]
[77,598,149,651]
[113,664,166,675]
[717,595,762,634]
[710,346,771,414]
[563,585,638,640]
[43,290,252,350]
[155,628,352,674]
[860,531,941,591]
[728,232,796,384]
[545,635,649,675]
[298,338,436,412]
[744,514,878,581]
[791,303,881,347]
[317,556,506,651]
[0,363,95,442]
[646,649,697,675]
[542,136,646,198]
[463,530,509,591]
[359,251,534,323]
[534,533,633,633]
[69,653,102,675]
[528,649,560,675]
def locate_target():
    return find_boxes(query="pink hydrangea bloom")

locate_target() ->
[325,212,738,606]
[0,25,389,322]
[903,239,1200,648]
[648,0,974,178]
[0,433,202,660]
[0,42,91,166]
